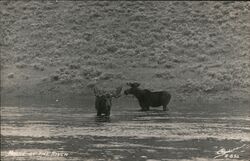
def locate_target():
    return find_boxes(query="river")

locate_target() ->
[1,95,250,160]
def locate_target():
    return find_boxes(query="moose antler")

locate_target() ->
[93,86,122,98]
[93,86,106,96]
[126,82,140,88]
[109,86,123,98]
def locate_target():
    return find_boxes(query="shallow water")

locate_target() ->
[1,96,250,160]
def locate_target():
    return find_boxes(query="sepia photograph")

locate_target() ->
[1,1,250,160]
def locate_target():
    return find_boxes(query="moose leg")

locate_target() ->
[105,111,110,116]
[142,102,149,111]
[139,102,149,111]
[105,107,111,116]
[140,107,148,111]
[163,105,169,111]
[140,103,149,111]
[140,107,147,111]
[97,110,102,116]
[162,94,171,111]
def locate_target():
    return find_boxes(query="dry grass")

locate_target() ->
[1,1,250,101]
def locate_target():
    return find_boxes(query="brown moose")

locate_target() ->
[124,82,171,111]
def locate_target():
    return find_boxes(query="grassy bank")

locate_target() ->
[1,1,250,103]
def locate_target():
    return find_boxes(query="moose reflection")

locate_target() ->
[124,82,171,111]
[93,86,122,116]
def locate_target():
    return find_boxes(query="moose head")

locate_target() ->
[124,82,140,95]
[93,86,122,116]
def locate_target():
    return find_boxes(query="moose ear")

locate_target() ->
[127,82,140,87]
[127,82,132,87]
[93,87,98,96]
[134,82,140,87]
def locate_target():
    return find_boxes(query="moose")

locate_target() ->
[124,82,171,111]
[93,86,122,116]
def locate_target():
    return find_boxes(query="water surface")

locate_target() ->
[1,96,250,160]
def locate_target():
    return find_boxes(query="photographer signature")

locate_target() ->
[214,144,247,159]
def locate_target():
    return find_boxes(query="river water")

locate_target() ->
[1,95,250,160]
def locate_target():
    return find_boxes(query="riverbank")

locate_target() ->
[1,1,250,104]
